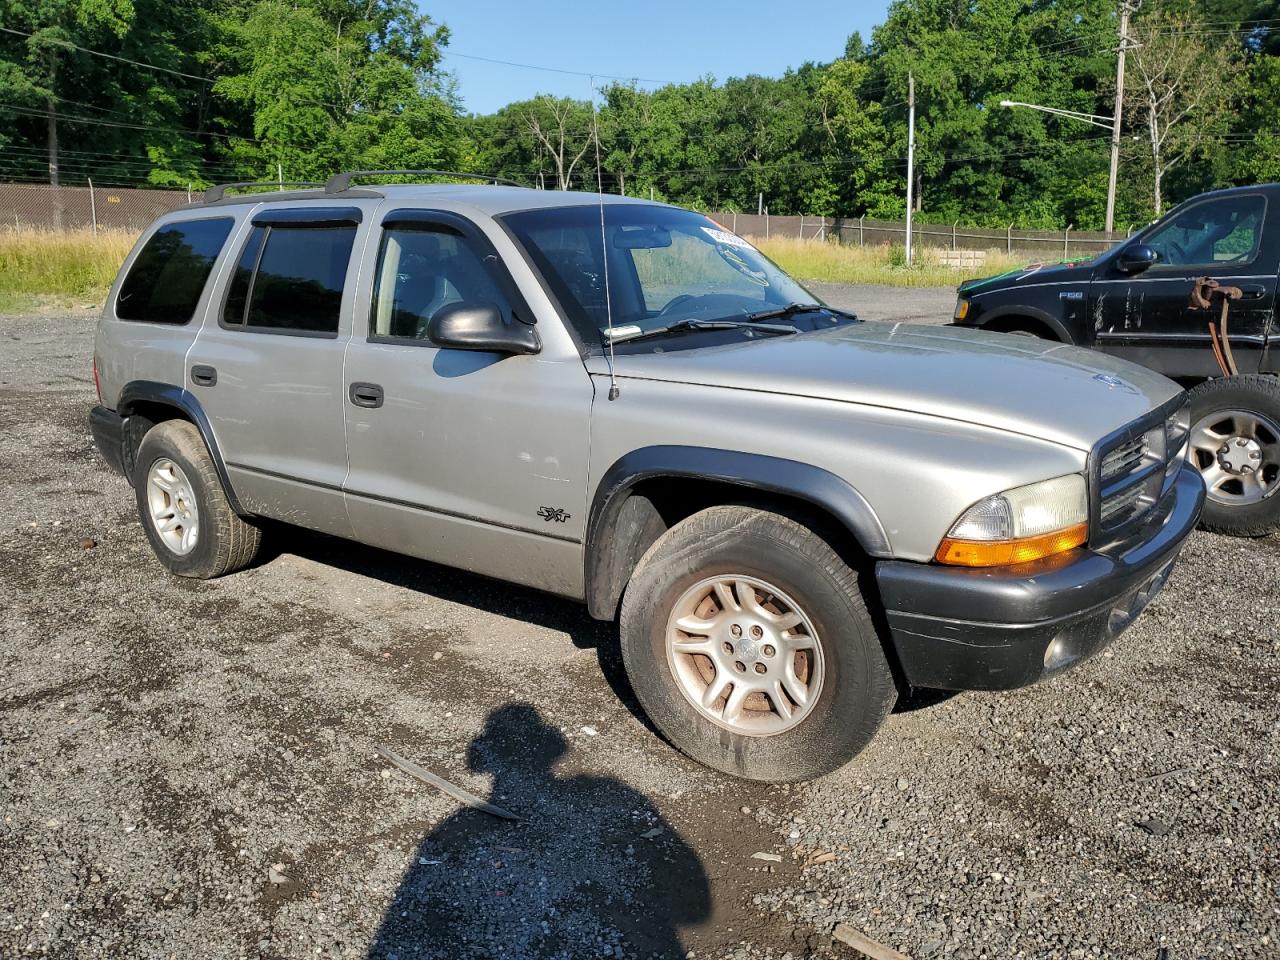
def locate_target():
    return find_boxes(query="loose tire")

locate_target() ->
[1186,375,1280,537]
[134,420,261,578]
[620,505,897,782]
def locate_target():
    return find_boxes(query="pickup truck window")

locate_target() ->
[1144,194,1265,267]
[221,225,356,335]
[370,227,511,342]
[116,218,233,323]
[501,205,814,348]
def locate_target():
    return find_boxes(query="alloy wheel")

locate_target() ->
[145,458,200,555]
[665,575,825,737]
[1189,408,1280,506]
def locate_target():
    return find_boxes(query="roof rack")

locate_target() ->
[202,181,324,203]
[323,169,522,193]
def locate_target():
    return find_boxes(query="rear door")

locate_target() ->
[97,214,237,405]
[1093,192,1278,376]
[188,204,366,537]
[340,206,592,598]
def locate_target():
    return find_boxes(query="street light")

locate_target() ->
[1000,99,1121,236]
[998,100,1114,129]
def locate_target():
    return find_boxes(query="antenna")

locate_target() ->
[591,77,620,401]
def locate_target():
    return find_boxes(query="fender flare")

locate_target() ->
[583,445,891,620]
[116,380,247,516]
[975,304,1074,344]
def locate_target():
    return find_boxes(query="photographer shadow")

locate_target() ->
[368,702,709,960]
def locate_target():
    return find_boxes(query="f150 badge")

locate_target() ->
[537,506,571,523]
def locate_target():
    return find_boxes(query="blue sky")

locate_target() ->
[426,1,893,115]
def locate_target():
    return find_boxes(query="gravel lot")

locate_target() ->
[2,291,1277,960]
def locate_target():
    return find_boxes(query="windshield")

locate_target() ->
[501,204,829,349]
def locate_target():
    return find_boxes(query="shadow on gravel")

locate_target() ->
[368,703,710,960]
[892,687,961,714]
[257,522,656,731]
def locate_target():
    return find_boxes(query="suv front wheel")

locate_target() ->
[620,505,897,782]
[134,420,261,578]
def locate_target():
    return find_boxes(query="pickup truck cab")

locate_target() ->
[90,173,1204,781]
[953,183,1280,536]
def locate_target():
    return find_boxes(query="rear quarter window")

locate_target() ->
[116,218,234,323]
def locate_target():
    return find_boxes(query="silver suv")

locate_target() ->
[90,173,1205,781]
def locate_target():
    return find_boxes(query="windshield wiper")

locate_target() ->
[746,302,858,323]
[603,318,798,345]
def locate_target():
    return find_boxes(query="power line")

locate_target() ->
[0,25,214,84]
[442,49,681,85]
[0,100,263,143]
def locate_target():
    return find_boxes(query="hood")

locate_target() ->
[587,323,1181,452]
[959,256,1097,296]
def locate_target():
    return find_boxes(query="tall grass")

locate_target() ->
[752,235,1025,288]
[0,225,1028,315]
[0,227,135,313]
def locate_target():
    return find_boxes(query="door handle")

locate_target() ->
[349,382,384,409]
[1235,284,1267,300]
[190,364,217,387]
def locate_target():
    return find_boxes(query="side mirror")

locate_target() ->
[426,301,540,355]
[1116,243,1159,275]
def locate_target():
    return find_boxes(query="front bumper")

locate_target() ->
[89,405,128,478]
[875,463,1205,691]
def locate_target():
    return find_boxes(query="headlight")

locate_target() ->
[953,297,970,321]
[935,474,1088,566]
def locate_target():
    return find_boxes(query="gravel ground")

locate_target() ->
[2,294,1277,960]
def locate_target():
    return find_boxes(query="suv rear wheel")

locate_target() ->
[620,505,896,782]
[134,420,261,578]
[1187,375,1280,537]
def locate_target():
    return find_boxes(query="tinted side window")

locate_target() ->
[116,218,234,323]
[222,225,356,334]
[370,227,512,340]
[1144,195,1266,267]
[222,227,265,326]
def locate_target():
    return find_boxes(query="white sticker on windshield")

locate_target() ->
[701,226,753,250]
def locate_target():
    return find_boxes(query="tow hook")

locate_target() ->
[1188,277,1243,376]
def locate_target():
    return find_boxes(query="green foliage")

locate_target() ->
[0,0,1274,229]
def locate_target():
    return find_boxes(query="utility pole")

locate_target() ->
[45,48,61,229]
[905,72,916,266]
[1105,1,1136,236]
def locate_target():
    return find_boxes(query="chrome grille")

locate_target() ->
[1100,483,1144,525]
[1094,398,1188,537]
[1100,436,1148,482]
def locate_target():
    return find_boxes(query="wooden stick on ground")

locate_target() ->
[832,923,915,960]
[376,745,522,821]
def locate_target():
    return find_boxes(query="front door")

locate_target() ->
[341,208,593,598]
[188,206,365,538]
[1092,192,1278,377]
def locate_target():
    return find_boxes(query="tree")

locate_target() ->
[211,0,458,182]
[522,95,594,191]
[1125,2,1244,215]
[0,0,134,222]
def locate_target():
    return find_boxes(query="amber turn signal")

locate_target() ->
[934,522,1088,567]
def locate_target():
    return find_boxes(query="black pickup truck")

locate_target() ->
[953,183,1280,536]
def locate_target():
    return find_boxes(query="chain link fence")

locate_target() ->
[714,211,1131,260]
[0,182,1131,261]
[0,182,191,231]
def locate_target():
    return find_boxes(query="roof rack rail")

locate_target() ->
[202,181,324,203]
[323,169,522,193]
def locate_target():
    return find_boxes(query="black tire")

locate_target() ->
[619,505,897,782]
[133,419,261,578]
[1186,375,1280,537]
